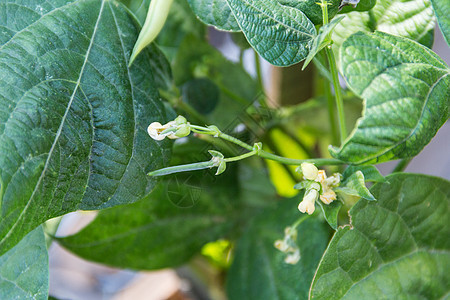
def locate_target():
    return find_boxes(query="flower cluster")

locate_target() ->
[274,226,301,265]
[147,115,190,141]
[295,163,341,215]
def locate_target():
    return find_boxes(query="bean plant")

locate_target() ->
[0,0,449,299]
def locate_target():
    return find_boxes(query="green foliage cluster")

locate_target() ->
[0,0,449,299]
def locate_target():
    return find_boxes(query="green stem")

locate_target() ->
[258,150,342,166]
[392,158,413,173]
[218,132,255,151]
[224,150,257,163]
[321,0,347,144]
[325,76,339,145]
[254,50,264,90]
[326,47,347,144]
[192,125,344,166]
[291,214,311,229]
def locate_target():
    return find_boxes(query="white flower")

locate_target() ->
[284,249,300,265]
[274,240,289,252]
[147,116,191,141]
[298,189,318,215]
[147,121,176,140]
[320,191,336,204]
[301,162,318,180]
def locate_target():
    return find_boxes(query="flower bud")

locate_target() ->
[301,163,318,180]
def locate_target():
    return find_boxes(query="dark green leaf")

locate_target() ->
[58,176,237,270]
[303,16,345,70]
[182,78,220,114]
[0,0,171,255]
[224,0,316,66]
[0,226,48,300]
[330,31,449,164]
[227,198,330,300]
[431,0,450,45]
[173,35,258,128]
[310,173,450,299]
[277,0,341,25]
[317,200,342,230]
[186,0,241,31]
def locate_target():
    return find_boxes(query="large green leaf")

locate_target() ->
[226,198,330,300]
[58,164,243,270]
[310,173,450,299]
[431,0,450,45]
[186,0,241,31]
[0,0,171,255]
[0,226,48,300]
[332,0,436,59]
[330,31,449,164]
[224,0,316,66]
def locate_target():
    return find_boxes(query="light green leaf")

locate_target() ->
[342,165,386,183]
[336,171,375,201]
[431,0,450,45]
[186,0,241,31]
[310,173,450,299]
[303,16,345,70]
[333,0,436,59]
[317,200,342,230]
[0,0,171,255]
[226,198,330,300]
[0,226,48,300]
[224,0,316,66]
[58,173,238,270]
[330,31,449,164]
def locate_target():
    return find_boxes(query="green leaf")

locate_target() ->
[431,0,450,45]
[339,0,377,13]
[182,78,220,114]
[224,0,316,66]
[317,200,342,230]
[186,0,241,31]
[336,171,375,201]
[342,165,386,183]
[226,198,330,300]
[330,31,450,164]
[277,0,341,25]
[333,0,436,57]
[58,174,238,270]
[173,35,259,128]
[0,226,48,300]
[303,16,345,70]
[0,0,171,255]
[310,173,450,299]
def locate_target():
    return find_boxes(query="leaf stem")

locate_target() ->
[254,50,264,90]
[321,0,347,144]
[324,75,339,145]
[192,125,344,166]
[224,150,257,163]
[392,158,413,173]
